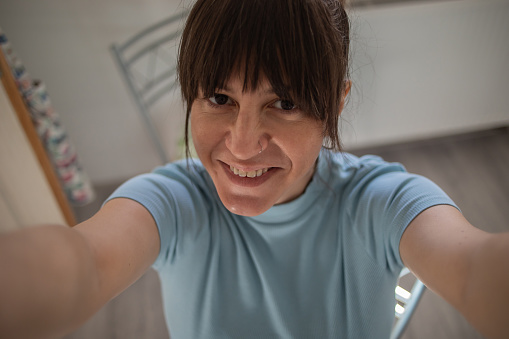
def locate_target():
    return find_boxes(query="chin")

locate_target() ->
[220,193,274,217]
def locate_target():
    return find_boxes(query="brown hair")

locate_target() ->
[178,0,350,157]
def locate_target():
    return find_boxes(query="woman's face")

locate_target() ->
[191,75,324,216]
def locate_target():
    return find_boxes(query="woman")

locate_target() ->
[1,0,508,338]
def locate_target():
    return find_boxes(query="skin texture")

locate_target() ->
[401,205,509,339]
[0,198,160,339]
[191,75,325,216]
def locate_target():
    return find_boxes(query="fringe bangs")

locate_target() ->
[179,0,350,155]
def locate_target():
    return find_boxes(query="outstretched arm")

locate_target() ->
[400,204,509,339]
[0,198,160,339]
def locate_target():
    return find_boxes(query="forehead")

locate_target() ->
[219,73,277,96]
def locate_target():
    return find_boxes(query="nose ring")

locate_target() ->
[258,141,263,154]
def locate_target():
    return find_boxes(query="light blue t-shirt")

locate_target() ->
[107,151,457,339]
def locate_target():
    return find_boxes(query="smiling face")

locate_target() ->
[191,75,325,216]
[180,0,352,217]
[179,0,351,162]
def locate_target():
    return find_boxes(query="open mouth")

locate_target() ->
[229,165,271,178]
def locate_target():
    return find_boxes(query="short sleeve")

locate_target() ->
[345,159,459,272]
[105,169,206,270]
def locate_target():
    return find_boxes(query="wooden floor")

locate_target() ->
[66,127,509,339]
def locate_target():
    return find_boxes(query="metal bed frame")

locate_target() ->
[111,10,190,164]
[392,267,427,339]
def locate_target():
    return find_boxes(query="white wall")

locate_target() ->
[0,81,66,231]
[0,0,507,184]
[0,0,191,184]
[343,0,509,149]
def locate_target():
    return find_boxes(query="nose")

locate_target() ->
[225,106,267,160]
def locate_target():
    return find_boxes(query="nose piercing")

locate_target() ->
[258,141,263,154]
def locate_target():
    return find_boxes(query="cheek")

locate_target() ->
[190,112,226,157]
[282,121,324,155]
[190,116,209,156]
[288,123,324,170]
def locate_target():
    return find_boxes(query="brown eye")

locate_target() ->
[210,94,231,105]
[274,99,296,111]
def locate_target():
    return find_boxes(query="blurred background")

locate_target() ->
[0,0,508,338]
[0,0,507,186]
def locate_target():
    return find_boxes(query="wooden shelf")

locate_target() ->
[0,48,76,227]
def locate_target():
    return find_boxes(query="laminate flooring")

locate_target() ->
[66,127,509,339]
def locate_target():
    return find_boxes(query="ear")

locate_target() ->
[338,80,352,115]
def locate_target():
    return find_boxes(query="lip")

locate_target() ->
[220,161,278,187]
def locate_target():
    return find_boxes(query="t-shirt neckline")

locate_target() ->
[247,153,328,224]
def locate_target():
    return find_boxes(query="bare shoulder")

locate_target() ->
[74,198,160,301]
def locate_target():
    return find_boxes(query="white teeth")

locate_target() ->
[229,165,270,178]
